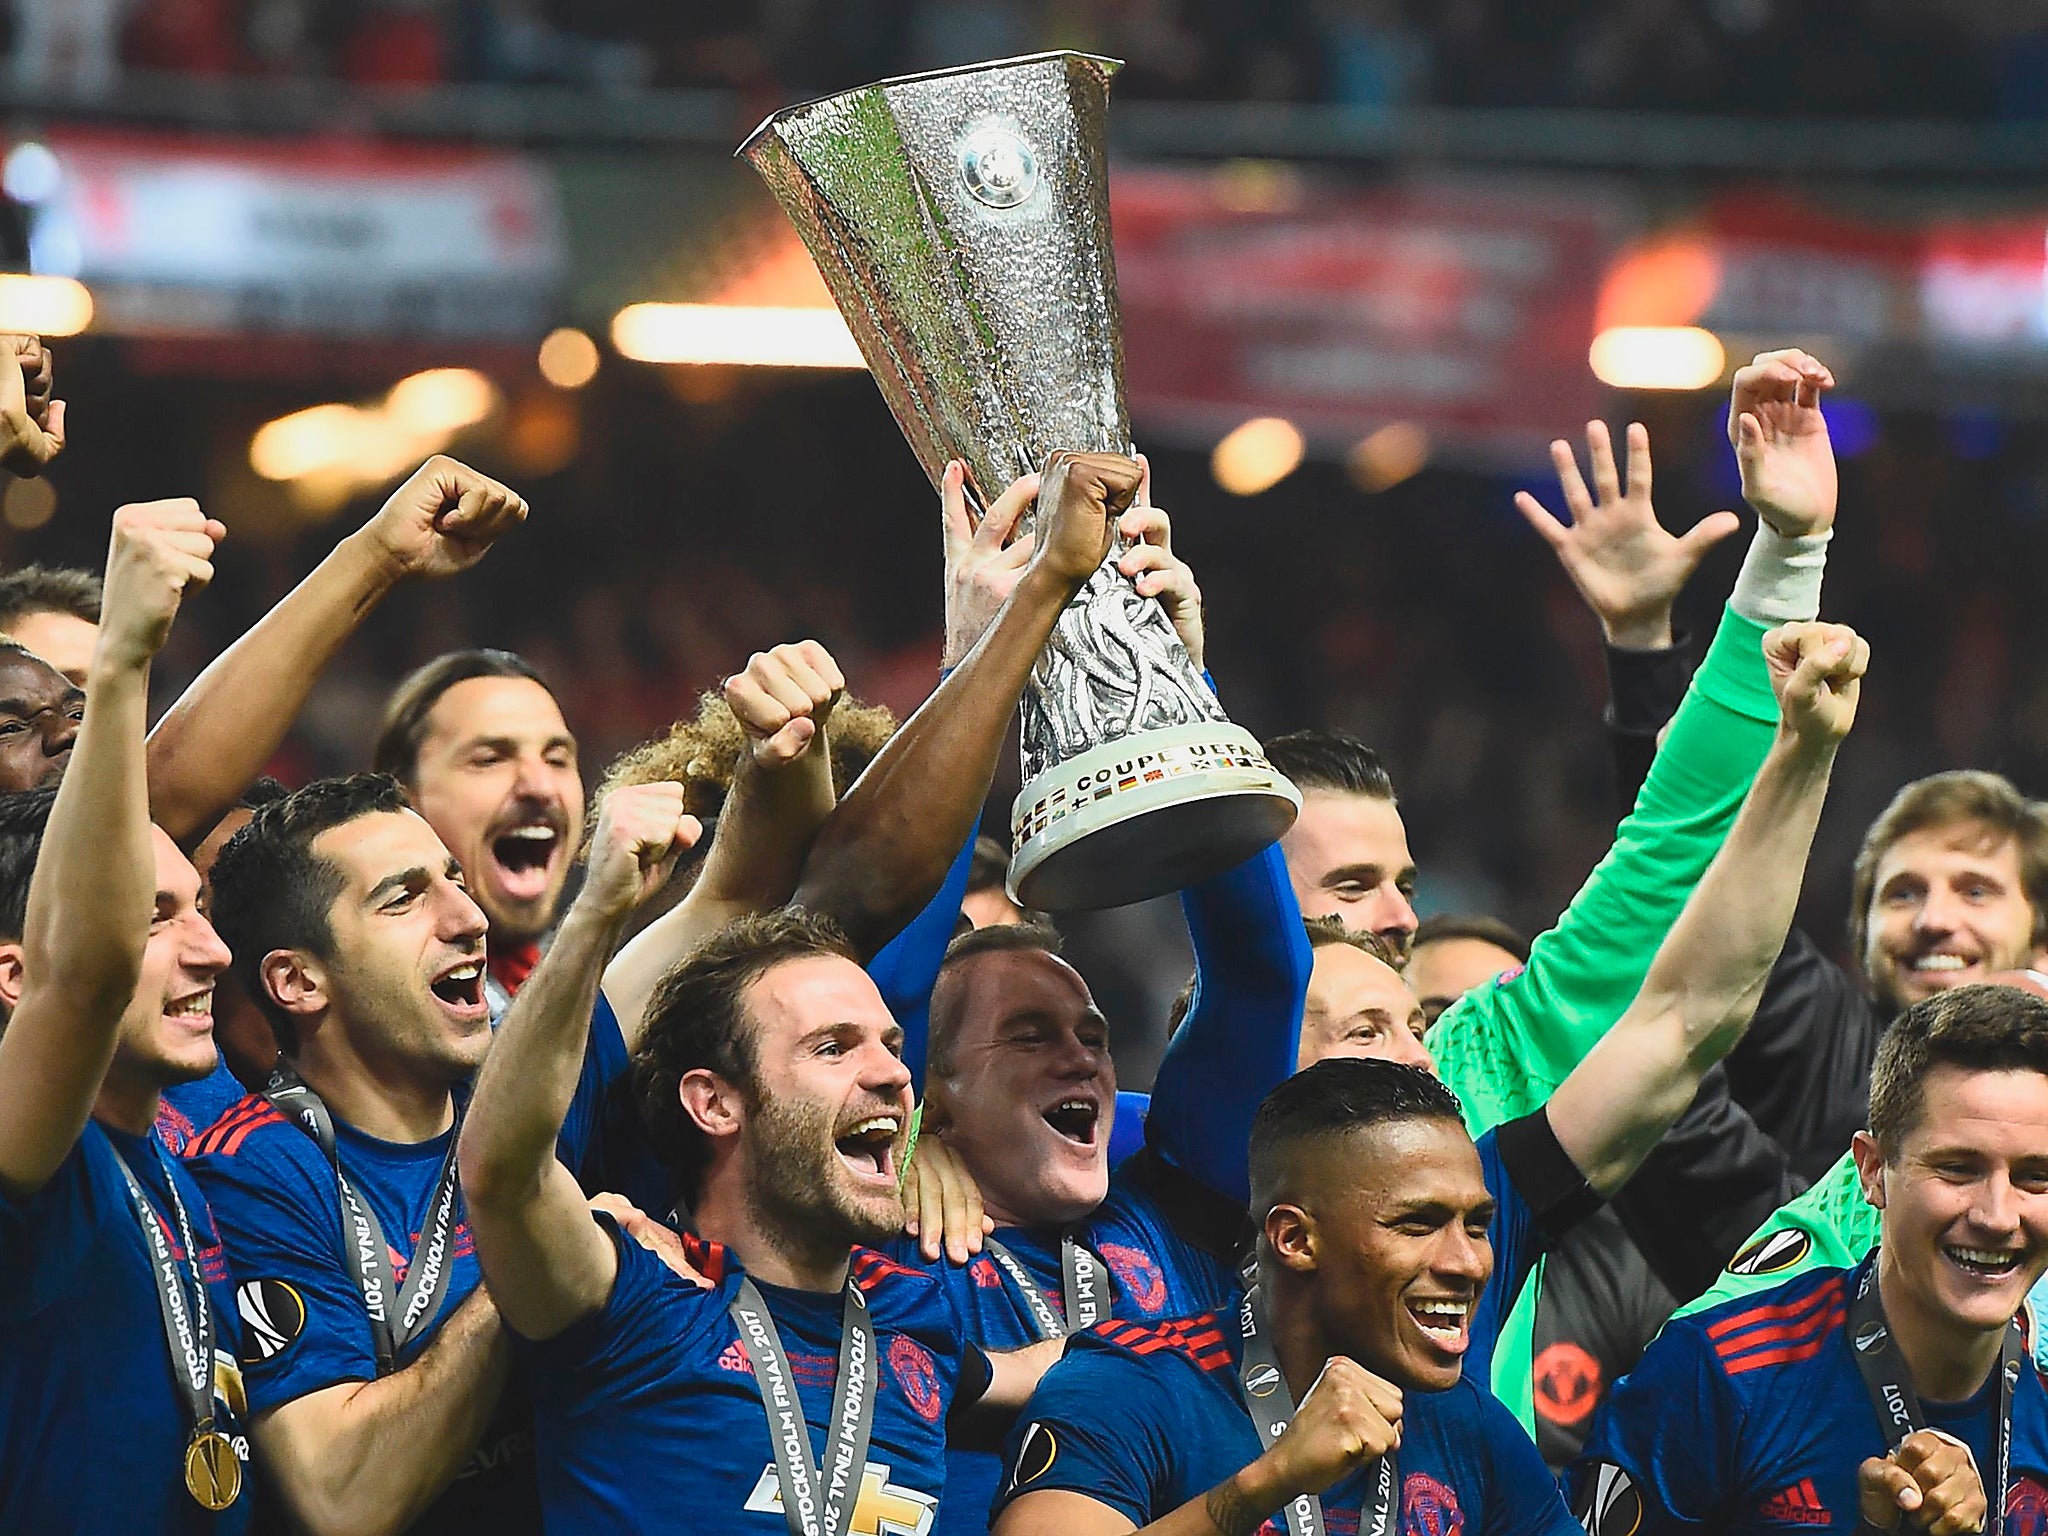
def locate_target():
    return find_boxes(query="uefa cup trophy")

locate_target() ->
[741,51,1299,911]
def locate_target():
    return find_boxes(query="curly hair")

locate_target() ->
[593,689,901,829]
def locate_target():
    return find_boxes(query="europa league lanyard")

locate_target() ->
[263,1063,463,1375]
[112,1141,243,1513]
[1846,1262,2023,1536]
[983,1234,1110,1340]
[1236,1283,1399,1536]
[728,1277,878,1536]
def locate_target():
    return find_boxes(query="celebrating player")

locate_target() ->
[993,1059,1577,1536]
[186,771,674,1535]
[0,499,253,1530]
[1575,982,2048,1533]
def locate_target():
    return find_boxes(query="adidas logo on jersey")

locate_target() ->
[1757,1479,1830,1525]
[717,1340,754,1376]
[744,1461,937,1536]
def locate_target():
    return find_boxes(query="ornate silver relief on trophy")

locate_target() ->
[742,51,1299,910]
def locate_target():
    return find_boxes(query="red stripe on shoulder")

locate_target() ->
[188,1099,282,1159]
[851,1249,928,1292]
[1720,1306,1846,1375]
[1095,1312,1234,1374]
[1706,1276,1845,1344]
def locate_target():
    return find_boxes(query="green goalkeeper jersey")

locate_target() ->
[1430,601,1782,1429]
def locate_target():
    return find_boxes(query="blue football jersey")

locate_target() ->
[517,1229,989,1534]
[184,994,635,1534]
[895,1157,1250,1536]
[995,1310,1577,1535]
[1,1122,255,1535]
[158,1059,254,1156]
[1575,1257,2048,1533]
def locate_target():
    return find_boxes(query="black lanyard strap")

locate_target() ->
[984,1233,1111,1341]
[263,1064,463,1375]
[729,1277,878,1536]
[1847,1261,2022,1536]
[1235,1281,1398,1536]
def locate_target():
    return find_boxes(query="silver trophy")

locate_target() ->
[741,51,1299,911]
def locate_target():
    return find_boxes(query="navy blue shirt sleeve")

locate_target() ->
[1145,838,1311,1205]
[1572,1319,1737,1532]
[187,1134,379,1415]
[995,1342,1184,1527]
[871,834,974,1089]
[0,1137,103,1322]
[1473,1385,1584,1536]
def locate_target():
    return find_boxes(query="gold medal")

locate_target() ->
[184,1427,242,1512]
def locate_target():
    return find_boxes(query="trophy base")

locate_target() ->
[1008,722,1301,912]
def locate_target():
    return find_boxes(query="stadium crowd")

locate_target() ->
[10,0,2048,117]
[7,316,2048,1536]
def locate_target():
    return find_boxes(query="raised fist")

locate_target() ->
[723,640,844,771]
[582,781,700,920]
[1763,620,1868,747]
[362,455,528,580]
[1031,451,1141,588]
[1257,1356,1403,1500]
[97,499,225,671]
[1857,1430,1985,1535]
[0,336,64,477]
[1728,349,1838,539]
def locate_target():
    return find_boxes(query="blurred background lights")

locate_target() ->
[1347,422,1431,493]
[385,368,497,435]
[611,303,863,368]
[1821,397,1880,458]
[538,327,600,389]
[249,371,503,502]
[2,475,56,531]
[0,275,93,336]
[1588,326,1727,390]
[1211,416,1305,496]
[1,142,61,204]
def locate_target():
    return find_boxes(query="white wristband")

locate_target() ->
[1730,525,1831,626]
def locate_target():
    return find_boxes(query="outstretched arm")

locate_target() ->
[1124,486,1308,1204]
[796,452,1138,958]
[1546,622,1867,1196]
[1515,419,1727,814]
[602,643,841,1047]
[460,783,700,1340]
[1431,349,1841,1134]
[0,498,218,1198]
[146,457,527,845]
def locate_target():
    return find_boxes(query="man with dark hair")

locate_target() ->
[0,499,256,1530]
[458,449,1161,1534]
[457,791,1053,1534]
[992,1057,1577,1536]
[1408,914,1530,1028]
[0,637,83,791]
[1265,728,1417,956]
[185,768,662,1536]
[1283,621,1864,1407]
[1575,983,2048,1533]
[965,832,1035,928]
[0,561,102,682]
[373,647,581,1012]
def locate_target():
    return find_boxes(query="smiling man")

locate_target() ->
[185,773,640,1536]
[1575,983,2048,1535]
[374,649,582,1013]
[992,1059,1578,1536]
